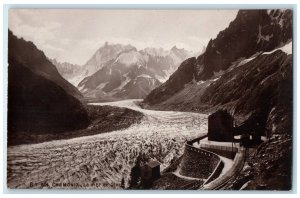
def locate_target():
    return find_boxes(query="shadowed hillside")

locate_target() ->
[8,30,89,146]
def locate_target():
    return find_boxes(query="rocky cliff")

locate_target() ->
[144,9,292,106]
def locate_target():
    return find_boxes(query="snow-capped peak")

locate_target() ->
[115,50,147,67]
[143,47,169,57]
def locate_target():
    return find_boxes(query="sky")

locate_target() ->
[9,9,238,65]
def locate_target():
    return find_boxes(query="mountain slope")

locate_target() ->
[49,58,82,86]
[83,42,136,77]
[144,9,292,106]
[8,31,89,146]
[78,45,192,101]
[195,9,292,81]
[8,30,84,101]
[78,57,161,101]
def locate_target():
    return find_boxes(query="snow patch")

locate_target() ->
[236,56,257,67]
[138,74,152,79]
[96,82,109,90]
[278,41,292,55]
[155,68,177,83]
[78,84,85,92]
[211,77,220,82]
[68,74,88,87]
[214,70,225,77]
[197,81,205,85]
[115,50,146,67]
[111,75,131,92]
[81,88,88,93]
[143,47,169,57]
[263,41,292,55]
[155,74,168,83]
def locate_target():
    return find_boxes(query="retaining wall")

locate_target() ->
[179,144,221,179]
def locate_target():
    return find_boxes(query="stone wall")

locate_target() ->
[179,144,221,179]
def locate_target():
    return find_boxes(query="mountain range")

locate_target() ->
[51,43,193,101]
[50,43,192,101]
[49,58,82,86]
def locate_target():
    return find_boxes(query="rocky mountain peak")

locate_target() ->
[82,42,137,77]
[77,43,193,101]
[145,9,292,106]
[114,49,147,67]
[171,45,178,51]
[194,9,292,81]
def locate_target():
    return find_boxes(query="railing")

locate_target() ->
[200,143,238,159]
[186,134,208,145]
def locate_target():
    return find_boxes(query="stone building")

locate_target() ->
[208,110,234,142]
[140,160,160,184]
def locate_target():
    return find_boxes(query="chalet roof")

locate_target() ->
[146,160,160,168]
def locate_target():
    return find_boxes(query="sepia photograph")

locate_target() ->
[5,7,293,191]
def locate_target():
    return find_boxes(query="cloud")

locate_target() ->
[8,9,238,65]
[9,10,66,61]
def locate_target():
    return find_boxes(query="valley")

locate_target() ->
[8,104,144,146]
[7,100,207,189]
[7,8,294,191]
